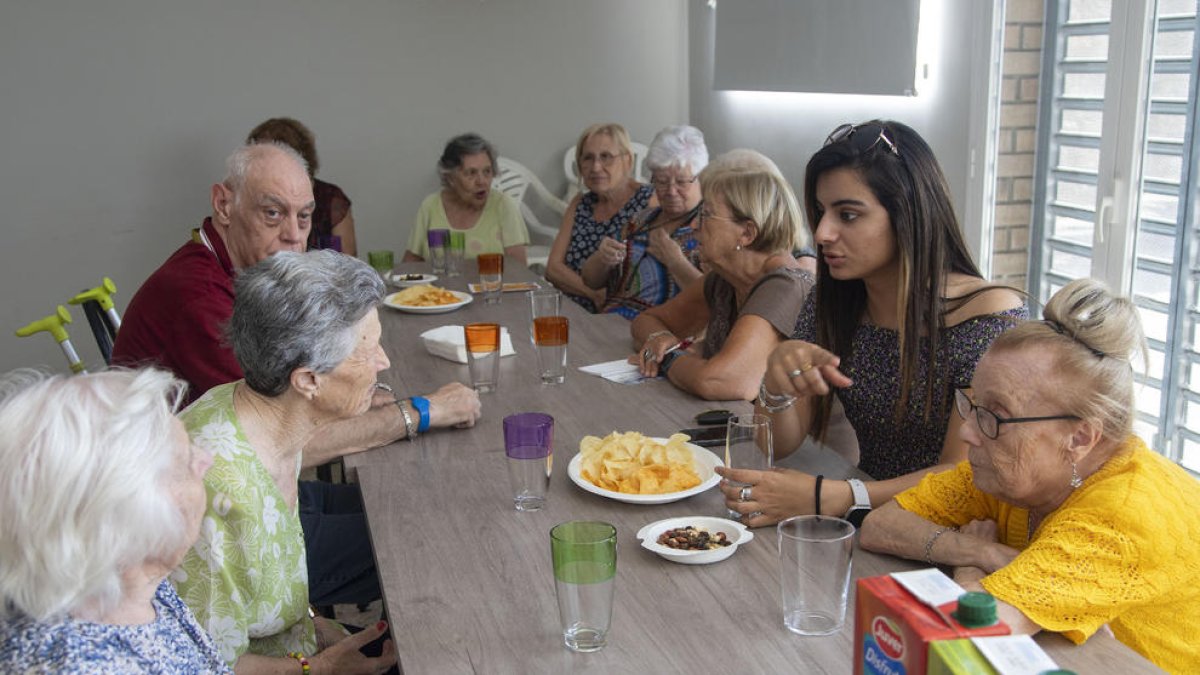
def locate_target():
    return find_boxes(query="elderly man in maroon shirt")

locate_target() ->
[114,141,480,607]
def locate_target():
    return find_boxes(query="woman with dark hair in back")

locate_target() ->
[719,120,1026,528]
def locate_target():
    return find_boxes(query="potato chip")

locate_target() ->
[391,285,460,307]
[578,431,701,495]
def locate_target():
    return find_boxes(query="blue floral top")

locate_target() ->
[0,580,231,674]
[601,207,702,320]
[563,184,654,311]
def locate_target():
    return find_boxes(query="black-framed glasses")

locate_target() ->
[953,388,1079,440]
[651,174,700,191]
[824,123,900,156]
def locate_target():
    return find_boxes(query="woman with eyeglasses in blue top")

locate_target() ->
[717,120,1027,528]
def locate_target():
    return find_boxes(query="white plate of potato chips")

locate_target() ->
[383,285,473,314]
[568,431,723,504]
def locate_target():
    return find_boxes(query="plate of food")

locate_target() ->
[636,516,753,565]
[383,285,473,314]
[567,431,723,505]
[390,272,438,287]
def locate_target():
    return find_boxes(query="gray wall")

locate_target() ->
[0,0,689,372]
[689,0,991,229]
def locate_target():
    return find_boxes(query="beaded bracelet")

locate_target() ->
[395,398,417,440]
[924,526,958,564]
[757,380,797,413]
[645,329,675,343]
[287,651,311,674]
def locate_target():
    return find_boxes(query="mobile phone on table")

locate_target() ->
[694,409,733,426]
[678,426,727,447]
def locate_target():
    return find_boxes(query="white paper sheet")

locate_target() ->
[578,358,650,384]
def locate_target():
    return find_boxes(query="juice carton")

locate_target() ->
[928,636,1063,675]
[854,569,1010,675]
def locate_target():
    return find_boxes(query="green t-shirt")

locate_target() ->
[171,382,316,666]
[407,189,529,259]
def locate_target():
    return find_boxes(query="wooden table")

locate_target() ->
[346,263,1160,674]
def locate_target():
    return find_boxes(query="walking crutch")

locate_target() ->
[15,306,87,374]
[68,278,121,365]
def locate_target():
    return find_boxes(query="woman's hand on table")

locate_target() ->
[309,619,396,675]
[763,340,853,399]
[633,331,681,377]
[426,382,482,429]
[715,467,842,527]
[958,518,1020,572]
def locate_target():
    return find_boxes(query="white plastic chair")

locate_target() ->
[562,141,649,201]
[493,156,568,272]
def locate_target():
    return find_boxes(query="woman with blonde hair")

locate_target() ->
[629,163,814,400]
[546,123,656,311]
[862,278,1200,673]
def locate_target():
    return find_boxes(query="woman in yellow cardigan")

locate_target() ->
[860,278,1200,673]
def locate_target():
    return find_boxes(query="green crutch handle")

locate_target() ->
[15,305,73,343]
[68,277,118,311]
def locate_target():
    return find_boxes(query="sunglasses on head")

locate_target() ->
[824,123,900,156]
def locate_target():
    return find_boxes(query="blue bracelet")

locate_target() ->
[410,396,431,433]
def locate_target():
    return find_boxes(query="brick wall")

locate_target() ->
[992,0,1046,291]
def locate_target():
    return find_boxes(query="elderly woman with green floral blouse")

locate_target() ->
[172,250,402,675]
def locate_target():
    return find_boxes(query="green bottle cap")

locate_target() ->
[952,591,998,627]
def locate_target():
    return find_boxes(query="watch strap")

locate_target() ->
[846,478,871,510]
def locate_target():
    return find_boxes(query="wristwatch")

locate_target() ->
[844,478,872,527]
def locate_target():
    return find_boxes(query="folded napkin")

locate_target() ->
[420,325,516,364]
[578,358,650,384]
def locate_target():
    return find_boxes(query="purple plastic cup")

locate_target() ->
[503,413,554,511]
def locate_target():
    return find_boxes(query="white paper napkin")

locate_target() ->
[578,358,650,384]
[420,325,516,364]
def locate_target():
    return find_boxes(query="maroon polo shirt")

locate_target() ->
[112,218,243,404]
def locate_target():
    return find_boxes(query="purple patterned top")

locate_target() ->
[794,298,1027,480]
[0,580,231,674]
[563,184,654,311]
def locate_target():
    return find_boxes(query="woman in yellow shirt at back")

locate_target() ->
[861,278,1200,674]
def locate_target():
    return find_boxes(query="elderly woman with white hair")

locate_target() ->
[0,368,226,672]
[581,125,708,318]
[173,250,402,673]
[861,279,1200,672]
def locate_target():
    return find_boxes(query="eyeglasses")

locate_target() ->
[953,388,1079,440]
[651,175,699,191]
[698,208,740,228]
[824,123,900,156]
[579,151,626,167]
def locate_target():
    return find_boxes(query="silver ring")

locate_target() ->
[788,369,804,378]
[643,348,655,362]
[739,485,752,502]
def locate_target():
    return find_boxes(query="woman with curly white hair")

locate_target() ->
[0,368,226,673]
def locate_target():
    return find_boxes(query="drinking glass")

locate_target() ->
[777,515,855,635]
[503,412,553,511]
[724,414,773,521]
[428,228,449,274]
[446,231,466,277]
[550,521,617,653]
[529,288,568,384]
[477,253,504,304]
[464,322,501,393]
[367,250,394,281]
